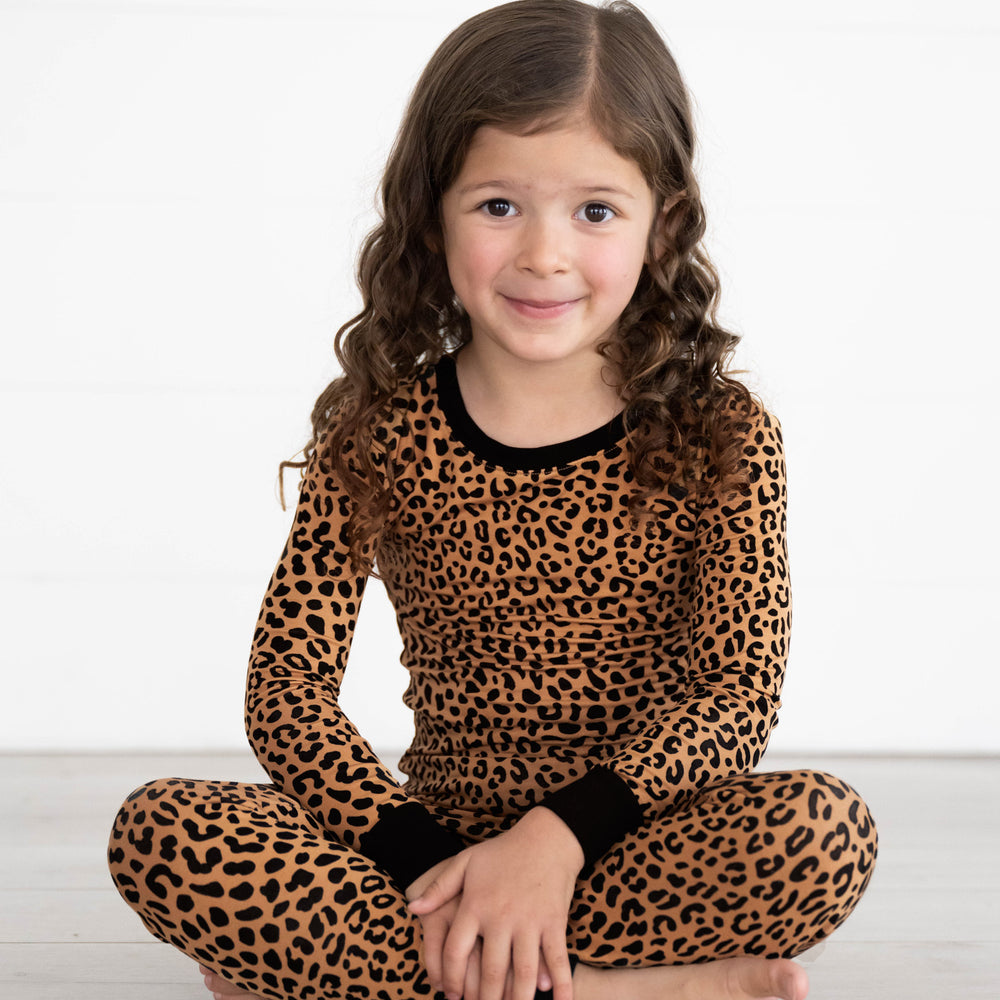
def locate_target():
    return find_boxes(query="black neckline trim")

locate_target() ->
[434,354,627,472]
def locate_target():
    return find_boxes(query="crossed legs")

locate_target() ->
[108,769,875,999]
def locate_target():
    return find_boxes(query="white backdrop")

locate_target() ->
[2,0,997,753]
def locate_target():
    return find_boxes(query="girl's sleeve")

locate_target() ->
[539,406,790,867]
[245,441,464,888]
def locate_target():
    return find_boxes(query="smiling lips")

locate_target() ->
[502,295,581,319]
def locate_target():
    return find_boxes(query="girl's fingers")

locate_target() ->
[421,915,448,993]
[510,935,540,1000]
[540,933,575,1000]
[464,941,482,1000]
[409,859,467,914]
[536,952,553,992]
[421,934,442,992]
[502,960,517,1000]
[478,932,513,1000]
[441,918,482,1000]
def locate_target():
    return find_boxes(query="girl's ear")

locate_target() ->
[648,190,686,264]
[424,221,443,255]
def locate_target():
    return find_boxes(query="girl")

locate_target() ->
[108,3,877,1000]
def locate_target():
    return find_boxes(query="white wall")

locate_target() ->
[2,0,997,753]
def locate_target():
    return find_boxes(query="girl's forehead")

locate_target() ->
[459,120,644,181]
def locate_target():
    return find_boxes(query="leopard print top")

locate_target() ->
[245,355,789,884]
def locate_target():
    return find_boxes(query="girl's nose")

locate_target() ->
[515,218,569,275]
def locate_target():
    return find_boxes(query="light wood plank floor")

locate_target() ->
[0,753,997,998]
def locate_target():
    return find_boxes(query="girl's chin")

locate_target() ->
[475,340,606,370]
[463,322,616,370]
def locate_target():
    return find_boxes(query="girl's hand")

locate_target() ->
[453,940,556,1000]
[406,884,556,1000]
[407,808,584,1000]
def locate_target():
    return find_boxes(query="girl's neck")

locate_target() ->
[454,344,623,449]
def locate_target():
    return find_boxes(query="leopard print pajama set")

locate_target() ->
[108,355,877,999]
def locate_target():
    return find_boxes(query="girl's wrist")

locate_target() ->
[520,806,586,873]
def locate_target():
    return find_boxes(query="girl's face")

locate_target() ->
[440,119,659,374]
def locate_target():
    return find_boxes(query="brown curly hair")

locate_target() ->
[282,0,755,573]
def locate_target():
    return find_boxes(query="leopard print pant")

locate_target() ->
[108,766,876,999]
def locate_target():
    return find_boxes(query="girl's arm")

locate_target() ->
[244,437,463,888]
[538,404,791,867]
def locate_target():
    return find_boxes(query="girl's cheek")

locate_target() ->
[453,237,500,276]
[595,248,646,292]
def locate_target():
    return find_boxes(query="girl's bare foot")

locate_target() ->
[198,964,268,999]
[574,955,808,1000]
[199,954,806,1000]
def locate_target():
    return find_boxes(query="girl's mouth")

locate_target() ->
[502,296,580,319]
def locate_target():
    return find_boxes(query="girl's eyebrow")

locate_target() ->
[577,186,637,200]
[456,180,511,195]
[457,181,637,200]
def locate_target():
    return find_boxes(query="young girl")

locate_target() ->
[108,3,877,1000]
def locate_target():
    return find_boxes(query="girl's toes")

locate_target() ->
[201,971,253,997]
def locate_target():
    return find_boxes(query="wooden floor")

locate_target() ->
[1,752,997,999]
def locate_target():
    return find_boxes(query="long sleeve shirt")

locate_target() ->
[245,354,790,888]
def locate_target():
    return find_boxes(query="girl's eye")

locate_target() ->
[481,198,515,217]
[578,202,615,224]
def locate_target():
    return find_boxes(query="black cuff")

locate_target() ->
[538,766,644,868]
[358,801,466,891]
